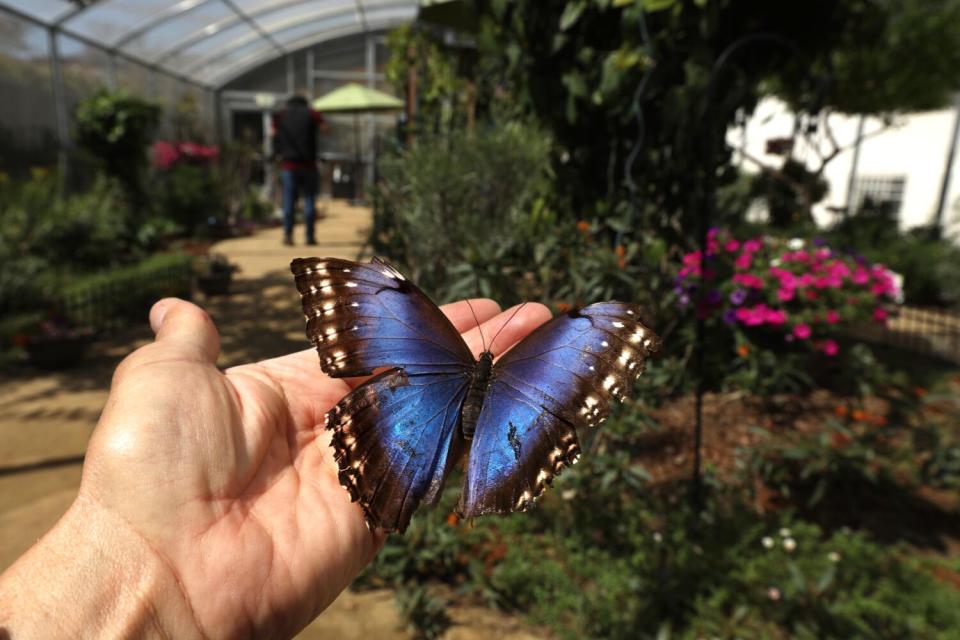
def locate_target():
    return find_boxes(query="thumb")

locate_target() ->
[148,298,221,364]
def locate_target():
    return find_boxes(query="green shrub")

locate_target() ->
[827,203,960,308]
[372,122,553,303]
[75,89,160,201]
[360,459,960,640]
[0,172,133,312]
[152,163,226,236]
[57,253,193,330]
[395,587,453,640]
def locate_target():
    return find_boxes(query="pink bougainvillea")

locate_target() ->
[675,232,901,358]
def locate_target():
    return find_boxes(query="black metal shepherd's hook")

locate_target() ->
[691,33,831,512]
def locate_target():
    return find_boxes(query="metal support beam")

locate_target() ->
[113,0,218,50]
[365,32,376,188]
[108,52,118,89]
[223,0,286,56]
[306,48,315,98]
[311,69,385,81]
[934,94,960,234]
[844,115,866,216]
[286,54,295,95]
[47,28,69,179]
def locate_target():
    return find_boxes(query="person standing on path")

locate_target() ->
[273,94,327,246]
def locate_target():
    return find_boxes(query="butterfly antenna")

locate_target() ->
[464,298,487,352]
[488,302,528,353]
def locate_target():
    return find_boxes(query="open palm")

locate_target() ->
[76,297,550,638]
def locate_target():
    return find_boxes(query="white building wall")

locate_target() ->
[730,97,960,239]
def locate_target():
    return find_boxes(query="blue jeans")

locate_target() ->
[281,167,318,241]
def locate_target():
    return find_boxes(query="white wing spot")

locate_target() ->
[612,321,625,328]
[601,340,609,348]
[603,375,616,390]
[345,282,358,288]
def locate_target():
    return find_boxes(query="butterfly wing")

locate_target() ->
[458,302,660,517]
[327,367,470,532]
[291,257,474,377]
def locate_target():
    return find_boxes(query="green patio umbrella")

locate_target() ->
[311,83,404,113]
[312,83,403,200]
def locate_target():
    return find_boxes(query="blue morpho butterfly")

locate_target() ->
[291,257,661,532]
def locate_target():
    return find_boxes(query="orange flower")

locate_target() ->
[576,220,591,234]
[446,512,460,526]
[831,432,853,448]
[614,245,626,269]
[556,302,572,313]
[736,344,749,358]
[913,386,928,398]
[834,405,849,417]
[851,409,867,422]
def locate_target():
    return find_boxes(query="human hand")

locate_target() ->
[0,296,550,639]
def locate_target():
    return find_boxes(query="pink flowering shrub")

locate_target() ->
[675,231,901,391]
[151,140,219,170]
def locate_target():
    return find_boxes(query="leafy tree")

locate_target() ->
[471,0,960,236]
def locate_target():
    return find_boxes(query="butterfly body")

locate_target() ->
[460,350,494,440]
[292,256,660,532]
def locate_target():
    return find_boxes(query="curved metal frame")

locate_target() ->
[0,0,418,88]
[202,13,409,86]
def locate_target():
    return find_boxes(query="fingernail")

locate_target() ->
[150,299,173,333]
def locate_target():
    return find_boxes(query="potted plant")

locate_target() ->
[14,314,96,369]
[196,253,238,296]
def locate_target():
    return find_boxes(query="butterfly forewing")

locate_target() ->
[458,302,660,517]
[291,257,474,377]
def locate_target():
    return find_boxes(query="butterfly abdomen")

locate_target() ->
[460,351,494,440]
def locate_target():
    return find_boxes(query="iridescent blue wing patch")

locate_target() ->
[327,368,470,532]
[292,256,473,377]
[458,303,660,517]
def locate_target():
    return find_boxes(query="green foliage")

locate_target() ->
[74,90,160,200]
[686,521,960,639]
[385,25,468,136]
[827,203,960,307]
[362,473,960,639]
[395,587,453,640]
[473,0,960,244]
[54,253,194,331]
[371,122,553,303]
[748,158,829,230]
[0,172,132,312]
[371,123,671,313]
[151,163,226,236]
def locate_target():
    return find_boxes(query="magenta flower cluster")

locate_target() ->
[152,140,219,171]
[676,230,901,357]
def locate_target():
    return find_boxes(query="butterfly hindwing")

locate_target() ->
[291,257,474,377]
[327,367,471,532]
[458,302,660,517]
